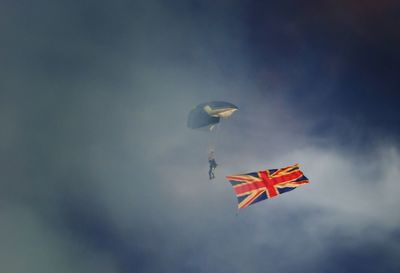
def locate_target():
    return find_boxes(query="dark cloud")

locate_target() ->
[243,0,400,145]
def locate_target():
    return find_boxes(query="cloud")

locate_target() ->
[0,204,119,273]
[2,0,399,272]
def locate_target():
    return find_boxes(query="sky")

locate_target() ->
[1,0,400,272]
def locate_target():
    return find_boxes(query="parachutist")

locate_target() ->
[187,101,237,180]
[208,150,218,180]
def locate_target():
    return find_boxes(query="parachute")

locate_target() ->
[187,101,238,130]
[187,101,238,179]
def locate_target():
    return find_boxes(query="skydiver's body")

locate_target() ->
[208,150,217,179]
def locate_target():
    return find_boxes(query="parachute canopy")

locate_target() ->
[187,101,238,130]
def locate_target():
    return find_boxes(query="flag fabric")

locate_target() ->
[225,164,309,209]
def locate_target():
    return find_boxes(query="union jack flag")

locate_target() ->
[226,164,309,209]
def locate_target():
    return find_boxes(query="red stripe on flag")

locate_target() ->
[259,171,279,198]
[233,181,265,195]
[269,170,303,185]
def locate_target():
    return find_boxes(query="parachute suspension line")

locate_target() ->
[207,122,221,155]
[214,122,222,154]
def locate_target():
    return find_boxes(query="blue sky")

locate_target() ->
[1,0,400,272]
